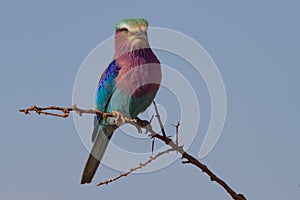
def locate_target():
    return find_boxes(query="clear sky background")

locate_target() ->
[1,0,300,199]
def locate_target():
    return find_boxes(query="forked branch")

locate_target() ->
[19,104,246,200]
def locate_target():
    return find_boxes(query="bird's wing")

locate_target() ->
[92,60,120,142]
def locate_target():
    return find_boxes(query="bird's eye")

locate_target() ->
[117,27,129,33]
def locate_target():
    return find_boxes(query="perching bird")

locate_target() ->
[81,18,161,184]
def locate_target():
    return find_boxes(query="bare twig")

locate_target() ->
[19,104,247,200]
[152,101,167,137]
[19,105,72,118]
[97,148,174,186]
[19,104,113,119]
[172,122,180,147]
[149,129,246,200]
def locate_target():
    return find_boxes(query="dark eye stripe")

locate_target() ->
[116,27,128,33]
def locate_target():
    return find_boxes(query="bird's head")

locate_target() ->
[114,18,150,55]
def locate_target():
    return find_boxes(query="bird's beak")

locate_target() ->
[136,30,147,39]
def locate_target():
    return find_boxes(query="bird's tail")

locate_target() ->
[81,125,114,184]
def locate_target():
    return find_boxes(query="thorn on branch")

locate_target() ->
[151,138,155,154]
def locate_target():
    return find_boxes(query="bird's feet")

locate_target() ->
[135,117,150,128]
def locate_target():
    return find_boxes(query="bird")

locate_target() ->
[81,18,162,184]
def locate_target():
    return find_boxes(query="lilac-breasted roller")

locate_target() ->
[81,18,161,184]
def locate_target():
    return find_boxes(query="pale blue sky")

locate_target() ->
[1,0,300,199]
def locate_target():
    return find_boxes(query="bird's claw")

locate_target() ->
[135,117,150,127]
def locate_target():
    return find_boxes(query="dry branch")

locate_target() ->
[19,104,246,200]
[97,148,174,186]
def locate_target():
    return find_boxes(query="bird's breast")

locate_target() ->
[116,62,161,97]
[115,49,161,97]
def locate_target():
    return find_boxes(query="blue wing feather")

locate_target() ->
[92,60,120,142]
[96,60,120,112]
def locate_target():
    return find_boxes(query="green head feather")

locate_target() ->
[115,18,148,30]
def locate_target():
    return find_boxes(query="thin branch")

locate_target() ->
[96,148,174,186]
[19,104,246,200]
[149,133,246,200]
[148,102,246,200]
[172,121,180,147]
[152,101,167,137]
[19,104,113,119]
[19,105,72,118]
